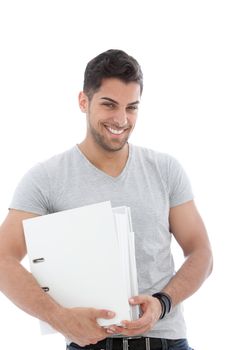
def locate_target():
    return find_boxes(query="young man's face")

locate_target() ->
[79,78,141,152]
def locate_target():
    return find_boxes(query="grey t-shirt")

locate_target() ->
[10,144,193,339]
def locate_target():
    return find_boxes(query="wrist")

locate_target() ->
[152,292,172,319]
[45,303,67,332]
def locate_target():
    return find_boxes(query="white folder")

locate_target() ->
[23,201,139,334]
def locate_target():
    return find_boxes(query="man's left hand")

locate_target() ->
[106,295,162,336]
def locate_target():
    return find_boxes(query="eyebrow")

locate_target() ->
[100,97,140,106]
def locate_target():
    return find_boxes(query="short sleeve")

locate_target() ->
[167,156,194,208]
[9,163,52,215]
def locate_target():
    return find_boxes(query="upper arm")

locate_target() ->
[0,209,39,261]
[169,200,211,257]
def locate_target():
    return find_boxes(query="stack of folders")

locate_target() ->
[23,201,139,334]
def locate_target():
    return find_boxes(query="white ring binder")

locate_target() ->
[23,201,139,334]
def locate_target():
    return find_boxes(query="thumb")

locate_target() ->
[129,295,148,305]
[94,309,116,319]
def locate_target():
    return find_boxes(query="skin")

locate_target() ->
[78,78,141,177]
[0,78,213,346]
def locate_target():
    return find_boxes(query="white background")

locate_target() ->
[0,1,232,349]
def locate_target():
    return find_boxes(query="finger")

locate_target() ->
[111,324,150,337]
[106,327,118,335]
[129,295,148,305]
[94,309,116,319]
[121,311,154,330]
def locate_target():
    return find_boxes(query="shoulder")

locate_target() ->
[130,144,191,193]
[27,146,78,180]
[131,144,179,170]
[17,146,77,186]
[40,146,78,169]
[131,145,193,206]
[9,146,78,215]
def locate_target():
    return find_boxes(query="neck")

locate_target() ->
[78,139,129,177]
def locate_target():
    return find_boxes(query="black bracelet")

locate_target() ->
[152,292,172,319]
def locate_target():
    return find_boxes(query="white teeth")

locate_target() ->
[106,127,124,135]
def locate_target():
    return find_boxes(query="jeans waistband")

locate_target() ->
[66,337,190,350]
[67,337,161,350]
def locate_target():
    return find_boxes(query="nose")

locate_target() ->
[112,108,128,128]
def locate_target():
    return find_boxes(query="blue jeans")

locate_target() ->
[67,337,193,350]
[163,338,193,349]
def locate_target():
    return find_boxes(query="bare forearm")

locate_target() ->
[163,246,213,306]
[0,256,116,345]
[0,256,60,326]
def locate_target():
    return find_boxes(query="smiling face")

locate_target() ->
[79,78,141,153]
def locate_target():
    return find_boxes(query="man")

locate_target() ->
[0,49,213,350]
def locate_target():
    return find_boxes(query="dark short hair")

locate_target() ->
[83,49,143,100]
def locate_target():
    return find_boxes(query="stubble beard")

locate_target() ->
[89,123,130,152]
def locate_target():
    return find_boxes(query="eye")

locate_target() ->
[127,105,138,111]
[102,102,116,109]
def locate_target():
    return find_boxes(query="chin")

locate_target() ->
[100,137,129,152]
[90,127,130,152]
[101,143,127,152]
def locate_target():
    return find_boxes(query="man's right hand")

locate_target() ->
[51,306,116,347]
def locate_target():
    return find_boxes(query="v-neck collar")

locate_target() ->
[74,143,133,182]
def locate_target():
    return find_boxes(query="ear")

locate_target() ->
[78,91,89,113]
